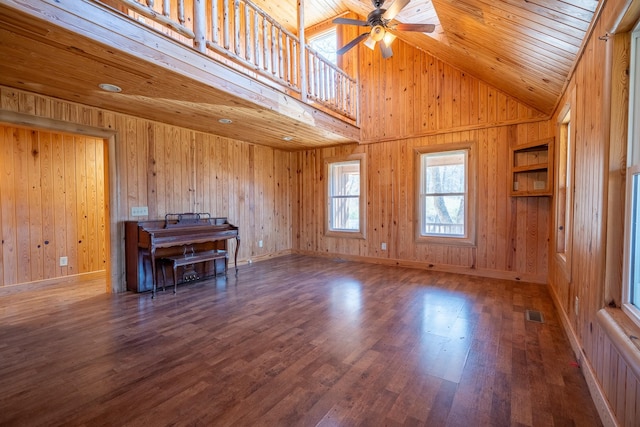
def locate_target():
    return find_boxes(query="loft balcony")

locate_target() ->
[0,0,360,149]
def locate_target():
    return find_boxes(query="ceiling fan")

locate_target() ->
[333,0,435,59]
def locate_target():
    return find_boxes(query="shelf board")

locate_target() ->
[512,163,548,173]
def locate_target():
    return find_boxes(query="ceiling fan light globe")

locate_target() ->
[363,36,377,50]
[382,32,396,46]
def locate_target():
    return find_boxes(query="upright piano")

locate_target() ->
[125,213,240,293]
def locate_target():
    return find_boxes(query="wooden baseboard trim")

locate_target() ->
[0,271,107,295]
[292,250,546,284]
[547,283,618,427]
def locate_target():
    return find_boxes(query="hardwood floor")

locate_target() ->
[0,255,601,426]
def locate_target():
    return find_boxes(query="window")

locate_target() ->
[416,143,476,245]
[326,155,366,238]
[309,29,337,65]
[623,25,640,326]
[555,102,574,279]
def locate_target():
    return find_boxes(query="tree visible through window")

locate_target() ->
[309,29,337,64]
[419,150,467,237]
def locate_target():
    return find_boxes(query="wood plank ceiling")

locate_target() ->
[263,0,600,116]
[0,0,600,149]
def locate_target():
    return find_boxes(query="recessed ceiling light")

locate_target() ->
[98,83,122,93]
[218,118,233,124]
[283,136,294,141]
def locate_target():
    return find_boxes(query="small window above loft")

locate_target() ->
[309,29,337,65]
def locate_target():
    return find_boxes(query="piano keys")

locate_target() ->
[125,214,240,293]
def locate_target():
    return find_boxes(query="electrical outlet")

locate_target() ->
[258,240,263,248]
[131,206,149,217]
[533,181,546,190]
[575,296,579,316]
[59,256,68,266]
[381,242,387,251]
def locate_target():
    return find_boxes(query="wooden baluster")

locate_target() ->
[285,36,291,84]
[146,0,154,7]
[234,0,240,55]
[262,18,268,71]
[271,25,277,76]
[223,0,229,50]
[253,11,259,68]
[292,40,298,89]
[162,0,169,17]
[211,0,219,45]
[278,30,284,80]
[178,0,185,24]
[244,5,251,62]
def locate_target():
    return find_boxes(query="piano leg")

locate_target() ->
[151,249,158,298]
[234,236,240,276]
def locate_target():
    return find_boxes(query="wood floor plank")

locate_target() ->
[0,254,602,426]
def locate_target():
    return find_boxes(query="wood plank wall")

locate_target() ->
[294,38,553,283]
[0,125,107,286]
[547,0,640,424]
[0,86,293,290]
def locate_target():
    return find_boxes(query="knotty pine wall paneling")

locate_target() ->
[294,39,552,283]
[546,0,640,424]
[0,86,293,291]
[0,125,108,286]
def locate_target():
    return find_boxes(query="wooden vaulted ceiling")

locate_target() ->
[0,0,600,149]
[259,0,600,116]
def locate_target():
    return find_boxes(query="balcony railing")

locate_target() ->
[98,0,358,121]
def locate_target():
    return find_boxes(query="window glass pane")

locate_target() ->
[330,162,359,197]
[309,30,337,64]
[331,197,359,230]
[631,174,640,308]
[420,149,467,238]
[423,195,465,236]
[424,152,465,194]
[328,160,360,232]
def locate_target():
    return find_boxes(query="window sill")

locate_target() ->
[596,307,640,379]
[415,235,476,246]
[325,230,365,240]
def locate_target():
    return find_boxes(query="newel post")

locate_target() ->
[298,0,307,101]
[193,0,207,53]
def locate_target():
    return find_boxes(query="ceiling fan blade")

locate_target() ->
[332,17,370,27]
[337,32,370,55]
[394,23,436,33]
[382,0,410,20]
[380,42,393,59]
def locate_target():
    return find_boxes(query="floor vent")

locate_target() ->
[526,310,544,323]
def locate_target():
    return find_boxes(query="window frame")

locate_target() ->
[324,154,366,239]
[554,93,576,282]
[622,24,640,328]
[415,142,477,246]
[622,165,640,326]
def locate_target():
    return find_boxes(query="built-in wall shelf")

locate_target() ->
[510,137,554,197]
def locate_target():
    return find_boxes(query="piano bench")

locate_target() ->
[159,250,228,295]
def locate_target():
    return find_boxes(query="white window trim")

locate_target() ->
[415,141,477,246]
[622,25,640,328]
[325,154,366,239]
[554,91,576,282]
[622,165,640,327]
